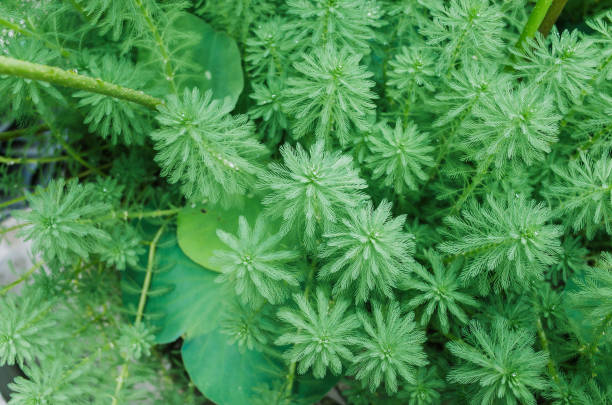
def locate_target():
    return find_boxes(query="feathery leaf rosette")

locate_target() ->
[286,0,384,53]
[8,361,85,405]
[419,0,505,73]
[100,224,144,271]
[397,366,445,405]
[249,78,289,142]
[285,44,377,145]
[221,299,273,351]
[545,153,612,239]
[319,200,415,303]
[438,194,563,294]
[151,88,267,205]
[387,45,437,100]
[447,321,549,405]
[276,288,360,379]
[245,16,292,80]
[431,60,506,128]
[350,301,428,394]
[117,323,154,361]
[15,179,111,264]
[258,141,368,249]
[213,215,300,307]
[0,293,57,367]
[74,54,150,145]
[569,252,612,324]
[512,29,599,113]
[465,83,561,169]
[366,119,434,193]
[402,250,478,334]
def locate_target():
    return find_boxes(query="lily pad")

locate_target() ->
[173,14,244,107]
[176,202,260,273]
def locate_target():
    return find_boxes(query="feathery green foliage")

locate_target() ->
[0,293,57,367]
[366,119,434,193]
[258,141,368,248]
[285,45,377,145]
[319,200,414,302]
[439,194,563,293]
[74,55,150,145]
[350,301,427,394]
[546,153,612,239]
[214,215,300,307]
[403,250,478,333]
[513,29,599,113]
[151,88,267,204]
[286,0,384,53]
[276,288,360,378]
[465,83,561,169]
[1,0,612,403]
[447,321,549,405]
[15,179,111,264]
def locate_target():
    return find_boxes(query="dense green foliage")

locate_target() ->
[0,0,611,404]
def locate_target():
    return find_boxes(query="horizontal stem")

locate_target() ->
[0,155,69,164]
[0,56,163,109]
[0,124,47,141]
[101,207,183,222]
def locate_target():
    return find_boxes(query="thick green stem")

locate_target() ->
[538,0,569,36]
[516,0,553,49]
[0,56,162,109]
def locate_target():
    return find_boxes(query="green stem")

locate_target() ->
[450,155,493,215]
[535,317,560,384]
[0,261,43,295]
[0,223,27,235]
[0,154,69,164]
[0,124,47,141]
[112,223,166,405]
[586,312,612,377]
[516,0,553,49]
[285,256,317,398]
[0,17,71,58]
[538,0,569,36]
[133,0,178,94]
[426,107,476,184]
[99,207,183,222]
[51,130,103,175]
[135,224,166,325]
[0,195,25,210]
[0,56,162,109]
[572,122,612,159]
